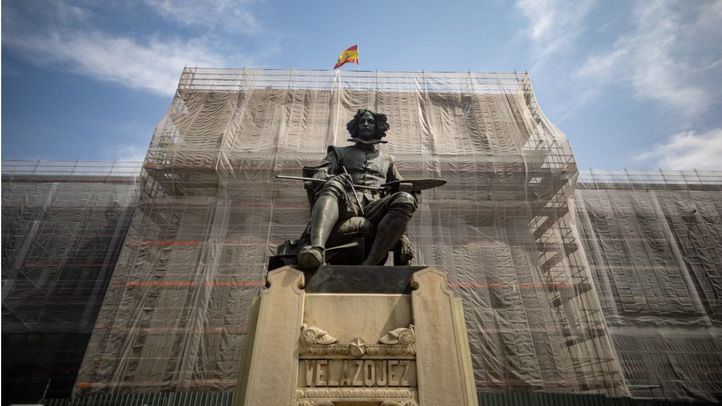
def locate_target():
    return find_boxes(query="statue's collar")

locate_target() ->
[347,137,387,145]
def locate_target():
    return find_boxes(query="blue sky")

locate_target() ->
[3,0,722,169]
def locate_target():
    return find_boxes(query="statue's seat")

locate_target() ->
[270,217,372,270]
[329,216,373,240]
[268,216,413,270]
[324,216,374,265]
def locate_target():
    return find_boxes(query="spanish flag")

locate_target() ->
[333,45,359,69]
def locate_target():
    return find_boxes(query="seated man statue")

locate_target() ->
[297,109,417,269]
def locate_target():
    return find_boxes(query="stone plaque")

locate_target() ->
[298,359,417,388]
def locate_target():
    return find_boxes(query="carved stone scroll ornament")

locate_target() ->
[300,324,337,345]
[378,324,415,346]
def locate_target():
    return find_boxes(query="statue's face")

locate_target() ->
[357,111,376,141]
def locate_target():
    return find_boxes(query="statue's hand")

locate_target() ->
[329,173,353,187]
[304,171,331,189]
[312,171,332,181]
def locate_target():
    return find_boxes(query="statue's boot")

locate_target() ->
[298,245,324,269]
[361,214,407,266]
[298,195,339,270]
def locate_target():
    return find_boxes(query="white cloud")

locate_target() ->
[143,0,261,34]
[576,1,722,118]
[111,144,148,162]
[637,128,722,170]
[6,30,238,95]
[576,47,626,81]
[515,0,596,63]
[3,1,258,96]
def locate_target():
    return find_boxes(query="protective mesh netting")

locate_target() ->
[5,166,721,401]
[74,69,627,396]
[575,169,722,401]
[2,161,140,401]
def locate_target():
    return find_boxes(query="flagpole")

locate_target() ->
[356,43,360,71]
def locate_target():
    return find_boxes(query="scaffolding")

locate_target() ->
[70,68,626,397]
[5,162,720,401]
[575,169,722,401]
[2,160,141,402]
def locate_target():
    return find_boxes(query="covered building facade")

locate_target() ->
[2,69,720,404]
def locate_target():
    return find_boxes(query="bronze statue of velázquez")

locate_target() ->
[274,109,445,270]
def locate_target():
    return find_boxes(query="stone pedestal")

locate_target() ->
[235,266,478,406]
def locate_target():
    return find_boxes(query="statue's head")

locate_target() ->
[346,109,389,144]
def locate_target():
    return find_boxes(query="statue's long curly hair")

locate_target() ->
[346,109,390,140]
